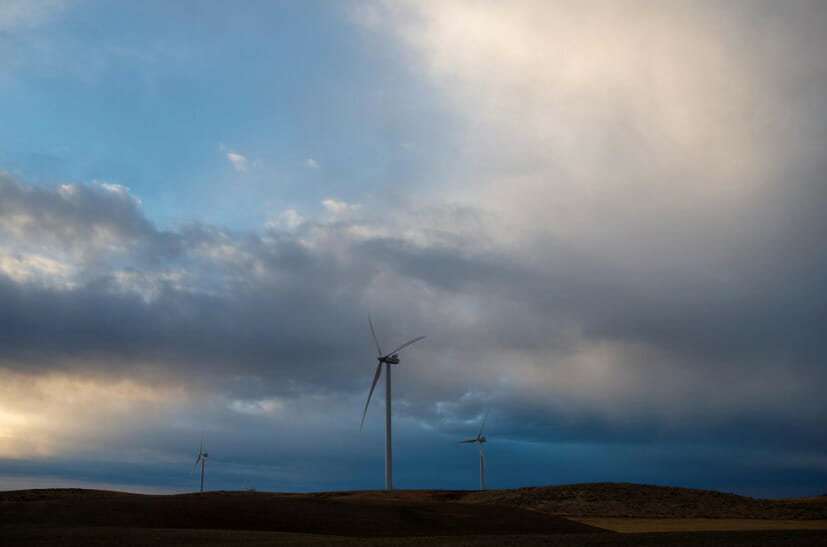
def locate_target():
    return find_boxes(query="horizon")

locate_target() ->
[2,482,824,500]
[1,0,825,499]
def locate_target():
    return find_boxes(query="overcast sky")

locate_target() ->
[1,0,825,498]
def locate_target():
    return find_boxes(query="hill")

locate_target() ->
[461,482,827,519]
[0,488,600,538]
[1,484,826,545]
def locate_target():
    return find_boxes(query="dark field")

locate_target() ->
[2,484,826,546]
[3,526,827,546]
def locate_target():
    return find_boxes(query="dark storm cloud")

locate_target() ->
[1,151,827,484]
[2,171,826,421]
[0,238,367,391]
[360,224,827,371]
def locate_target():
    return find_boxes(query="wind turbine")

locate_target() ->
[361,317,424,491]
[192,433,208,493]
[456,409,489,490]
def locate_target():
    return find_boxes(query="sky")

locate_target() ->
[0,0,825,498]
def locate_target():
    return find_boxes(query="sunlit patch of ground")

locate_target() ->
[572,518,827,533]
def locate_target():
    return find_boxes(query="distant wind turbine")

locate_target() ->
[361,316,424,491]
[192,433,208,493]
[456,409,489,490]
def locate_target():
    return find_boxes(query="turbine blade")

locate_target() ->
[191,454,201,475]
[478,408,490,438]
[456,439,477,443]
[200,432,204,454]
[386,336,425,356]
[368,316,382,356]
[360,361,383,431]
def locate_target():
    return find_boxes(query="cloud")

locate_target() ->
[218,143,250,173]
[367,0,827,258]
[226,152,249,173]
[0,174,158,252]
[321,199,360,213]
[0,252,75,288]
[0,167,825,494]
[1,172,824,433]
[2,1,827,495]
[0,369,194,459]
[276,209,305,230]
[304,158,319,169]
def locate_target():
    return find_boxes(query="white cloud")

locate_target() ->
[228,397,285,416]
[304,158,319,169]
[219,143,251,173]
[282,209,304,229]
[322,199,360,214]
[264,209,305,231]
[99,182,129,196]
[0,252,75,288]
[226,152,249,173]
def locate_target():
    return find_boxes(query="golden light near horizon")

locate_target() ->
[0,369,194,459]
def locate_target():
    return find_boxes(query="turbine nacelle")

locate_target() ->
[380,354,400,365]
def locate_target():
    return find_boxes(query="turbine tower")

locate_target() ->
[361,317,424,491]
[192,433,208,493]
[456,409,489,490]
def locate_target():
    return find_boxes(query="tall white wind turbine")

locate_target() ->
[361,317,424,491]
[192,433,208,493]
[456,409,489,490]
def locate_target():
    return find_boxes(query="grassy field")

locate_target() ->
[1,484,826,546]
